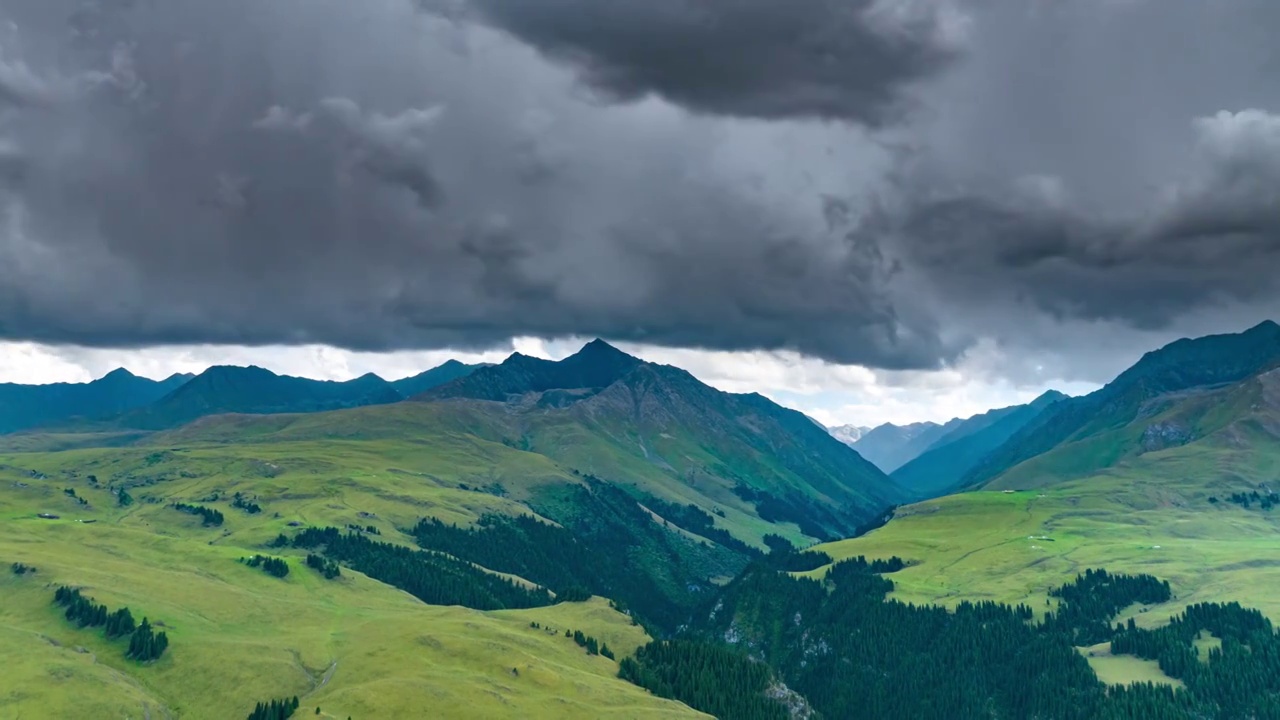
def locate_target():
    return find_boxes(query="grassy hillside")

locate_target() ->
[811,433,1280,623]
[963,320,1280,489]
[0,447,706,719]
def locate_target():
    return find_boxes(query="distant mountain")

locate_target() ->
[827,424,871,446]
[850,420,962,473]
[417,340,901,538]
[390,360,490,397]
[420,339,642,402]
[963,321,1280,489]
[112,365,403,430]
[890,391,1067,498]
[0,369,192,434]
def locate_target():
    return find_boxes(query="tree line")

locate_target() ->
[412,479,749,633]
[242,555,289,578]
[232,492,262,514]
[246,696,298,720]
[173,502,224,527]
[291,527,552,609]
[53,586,168,663]
[620,556,1267,720]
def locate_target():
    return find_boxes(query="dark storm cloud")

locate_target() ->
[869,108,1280,329]
[4,0,1280,380]
[0,0,947,368]
[440,0,965,124]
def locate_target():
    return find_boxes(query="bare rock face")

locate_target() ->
[1140,421,1193,453]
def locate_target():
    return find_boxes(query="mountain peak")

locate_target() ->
[100,368,137,382]
[573,338,634,360]
[1246,319,1280,335]
[1032,390,1067,405]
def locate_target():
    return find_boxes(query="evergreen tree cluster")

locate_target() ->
[564,629,614,659]
[53,587,166,662]
[637,492,761,557]
[346,523,381,535]
[232,492,263,514]
[730,483,859,541]
[1111,602,1280,718]
[242,554,290,578]
[305,553,341,579]
[621,563,1236,720]
[292,527,551,609]
[1227,490,1279,510]
[759,534,832,572]
[118,487,134,507]
[412,479,749,633]
[126,617,169,662]
[11,562,36,575]
[1043,568,1172,645]
[618,640,791,720]
[246,696,298,720]
[64,488,88,505]
[173,502,225,527]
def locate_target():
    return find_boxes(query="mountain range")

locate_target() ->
[0,361,491,435]
[962,319,1280,489]
[0,369,193,434]
[1,340,904,543]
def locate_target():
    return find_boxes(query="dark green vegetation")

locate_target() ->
[127,617,170,662]
[303,553,342,580]
[623,559,1280,720]
[0,368,190,434]
[232,492,263,514]
[619,640,791,720]
[411,479,749,632]
[293,527,553,609]
[1225,491,1279,510]
[11,562,36,575]
[53,587,166,663]
[891,390,1066,498]
[172,502,225,526]
[568,629,613,659]
[246,697,299,720]
[242,555,289,578]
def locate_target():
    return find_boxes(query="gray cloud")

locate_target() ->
[2,0,1280,382]
[442,0,966,124]
[0,0,944,368]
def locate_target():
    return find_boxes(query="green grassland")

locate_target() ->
[6,399,824,548]
[812,435,1280,624]
[1076,643,1184,688]
[0,441,706,719]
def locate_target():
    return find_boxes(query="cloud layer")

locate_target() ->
[0,0,1278,380]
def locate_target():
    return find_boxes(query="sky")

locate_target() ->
[0,0,1278,427]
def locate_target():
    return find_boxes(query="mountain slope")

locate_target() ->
[390,360,490,397]
[414,340,903,540]
[0,369,192,434]
[890,391,1066,499]
[963,320,1280,489]
[850,420,961,473]
[112,366,404,430]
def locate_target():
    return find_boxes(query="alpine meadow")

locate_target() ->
[3,0,1280,718]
